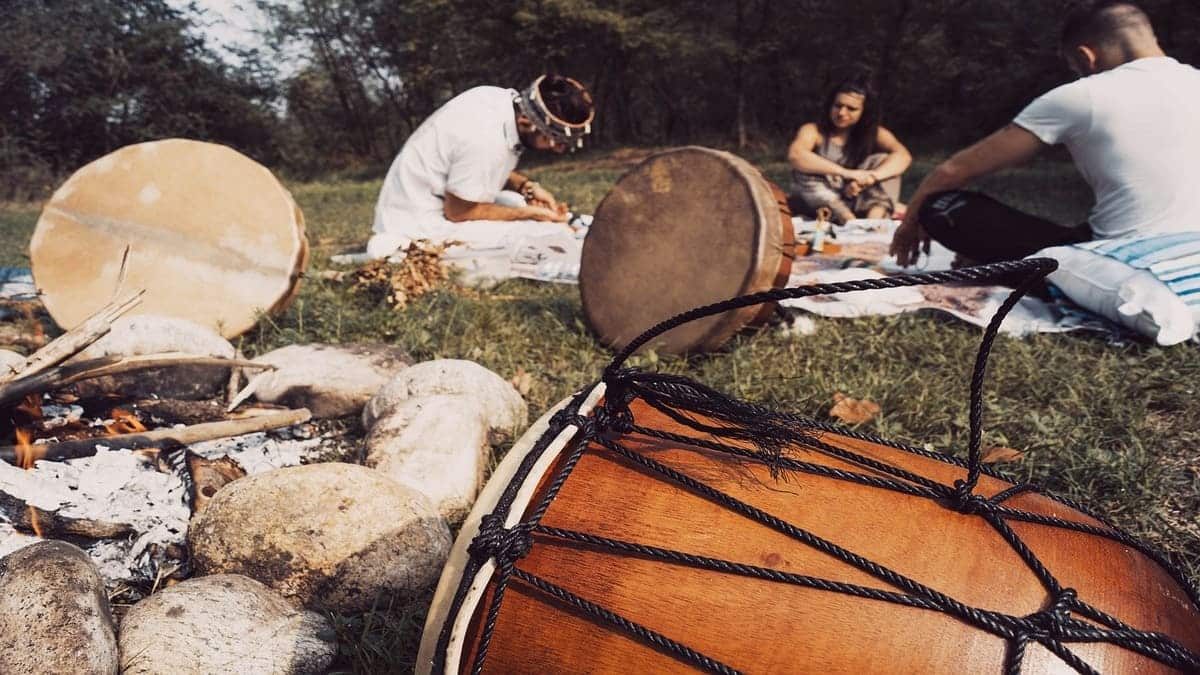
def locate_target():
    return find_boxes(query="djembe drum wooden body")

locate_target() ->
[580,146,794,354]
[31,139,308,338]
[419,261,1200,674]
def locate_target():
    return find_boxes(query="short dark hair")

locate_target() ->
[538,75,594,125]
[1060,1,1153,48]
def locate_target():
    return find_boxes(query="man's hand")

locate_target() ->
[526,182,559,211]
[524,204,569,223]
[890,212,930,267]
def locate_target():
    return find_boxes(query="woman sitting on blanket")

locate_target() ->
[787,73,912,224]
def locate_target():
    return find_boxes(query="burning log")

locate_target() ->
[0,408,312,464]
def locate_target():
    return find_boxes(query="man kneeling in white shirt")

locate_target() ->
[367,75,595,261]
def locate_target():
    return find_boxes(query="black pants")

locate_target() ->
[920,190,1092,263]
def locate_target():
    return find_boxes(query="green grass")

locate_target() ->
[2,150,1197,672]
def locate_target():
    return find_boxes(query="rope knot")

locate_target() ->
[468,514,534,564]
[1022,588,1077,639]
[594,400,633,435]
[948,480,991,515]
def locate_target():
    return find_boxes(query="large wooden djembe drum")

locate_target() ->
[419,260,1200,674]
[580,146,795,355]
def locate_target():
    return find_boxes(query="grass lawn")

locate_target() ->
[1,149,1197,672]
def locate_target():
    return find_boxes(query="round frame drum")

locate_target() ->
[31,139,308,338]
[580,147,793,354]
[420,386,1200,674]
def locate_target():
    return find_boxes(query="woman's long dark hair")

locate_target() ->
[815,73,882,169]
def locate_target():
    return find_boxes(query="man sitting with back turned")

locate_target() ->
[890,1,1200,268]
[367,75,595,260]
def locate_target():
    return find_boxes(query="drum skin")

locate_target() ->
[580,147,793,355]
[31,139,308,338]
[421,395,1200,674]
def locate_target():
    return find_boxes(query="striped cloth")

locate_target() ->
[1076,232,1200,311]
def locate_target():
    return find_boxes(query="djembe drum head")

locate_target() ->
[579,146,792,355]
[420,260,1200,674]
[31,139,308,338]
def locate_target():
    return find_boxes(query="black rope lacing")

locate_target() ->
[434,259,1200,675]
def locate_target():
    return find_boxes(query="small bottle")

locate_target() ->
[811,225,826,253]
[811,206,831,254]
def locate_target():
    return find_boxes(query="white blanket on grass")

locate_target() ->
[778,220,1109,338]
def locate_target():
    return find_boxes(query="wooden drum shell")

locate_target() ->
[420,392,1200,674]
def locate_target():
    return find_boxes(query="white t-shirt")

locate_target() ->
[372,86,522,238]
[1013,57,1200,238]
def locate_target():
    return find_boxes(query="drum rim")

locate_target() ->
[579,145,783,354]
[416,384,607,675]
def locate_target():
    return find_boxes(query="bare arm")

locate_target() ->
[867,126,912,181]
[443,191,566,223]
[505,171,529,192]
[890,124,1046,266]
[787,123,853,178]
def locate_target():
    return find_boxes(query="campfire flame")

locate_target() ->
[14,427,42,471]
[14,428,44,537]
[104,408,147,436]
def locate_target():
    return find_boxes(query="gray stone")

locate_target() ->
[188,462,451,613]
[362,359,526,433]
[119,574,337,675]
[0,349,24,378]
[365,394,490,521]
[248,343,412,418]
[0,541,118,675]
[70,314,235,400]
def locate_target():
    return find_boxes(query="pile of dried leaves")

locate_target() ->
[348,240,458,309]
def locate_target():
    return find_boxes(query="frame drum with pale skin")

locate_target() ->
[579,146,793,355]
[31,139,308,338]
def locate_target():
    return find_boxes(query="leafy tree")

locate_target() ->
[0,0,280,196]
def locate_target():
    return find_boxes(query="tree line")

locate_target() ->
[3,0,1198,196]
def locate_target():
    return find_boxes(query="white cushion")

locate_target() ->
[1036,245,1197,345]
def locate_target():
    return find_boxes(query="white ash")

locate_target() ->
[0,449,189,585]
[0,523,39,558]
[188,429,325,475]
[0,426,327,587]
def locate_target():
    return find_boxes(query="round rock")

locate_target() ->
[365,394,490,521]
[188,462,451,612]
[363,359,526,432]
[248,343,413,418]
[70,314,235,400]
[119,574,336,675]
[0,349,25,377]
[0,541,118,675]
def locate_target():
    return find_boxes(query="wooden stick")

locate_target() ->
[0,408,311,464]
[225,349,245,407]
[110,245,133,304]
[0,353,273,409]
[0,289,145,384]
